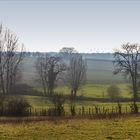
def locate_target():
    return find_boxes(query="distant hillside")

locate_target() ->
[82,53,114,61]
[20,53,126,86]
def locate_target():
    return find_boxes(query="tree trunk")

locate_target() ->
[48,87,53,96]
[6,59,10,94]
[42,82,47,95]
[0,74,5,94]
[132,80,138,114]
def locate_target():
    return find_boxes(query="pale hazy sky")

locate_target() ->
[0,0,140,53]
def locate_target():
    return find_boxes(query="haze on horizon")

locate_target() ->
[0,0,140,53]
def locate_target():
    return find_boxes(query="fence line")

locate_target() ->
[0,104,138,117]
[23,104,140,117]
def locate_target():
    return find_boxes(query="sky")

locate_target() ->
[0,0,140,53]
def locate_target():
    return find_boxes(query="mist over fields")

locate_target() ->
[21,53,125,86]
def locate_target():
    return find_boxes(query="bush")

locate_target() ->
[50,93,65,116]
[5,96,31,116]
[107,85,120,99]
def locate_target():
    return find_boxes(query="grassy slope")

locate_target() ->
[0,116,140,140]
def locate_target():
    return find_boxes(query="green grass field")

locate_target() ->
[21,83,134,114]
[0,116,140,140]
[35,83,131,98]
[24,95,137,115]
[19,83,136,115]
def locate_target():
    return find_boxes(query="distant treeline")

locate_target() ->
[22,51,114,60]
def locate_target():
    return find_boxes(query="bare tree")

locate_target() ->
[113,43,140,113]
[36,54,66,96]
[36,55,47,94]
[0,25,24,94]
[66,53,87,98]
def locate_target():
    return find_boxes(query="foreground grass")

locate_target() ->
[0,116,140,139]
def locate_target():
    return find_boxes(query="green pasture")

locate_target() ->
[35,83,132,98]
[24,95,133,109]
[22,83,135,114]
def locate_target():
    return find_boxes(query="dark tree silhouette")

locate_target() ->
[0,24,24,94]
[36,54,66,95]
[66,53,87,98]
[113,43,140,113]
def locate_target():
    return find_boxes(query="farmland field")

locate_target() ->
[14,82,134,114]
[21,83,132,108]
[33,83,131,99]
[54,83,131,98]
[0,116,140,140]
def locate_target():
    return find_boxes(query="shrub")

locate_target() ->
[50,93,65,116]
[107,85,120,99]
[5,96,31,116]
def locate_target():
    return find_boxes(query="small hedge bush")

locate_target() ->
[0,96,31,116]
